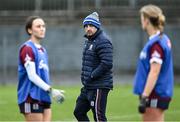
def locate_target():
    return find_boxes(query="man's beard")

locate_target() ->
[87,31,93,36]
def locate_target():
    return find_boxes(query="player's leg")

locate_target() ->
[19,96,47,122]
[43,108,51,121]
[24,113,43,122]
[19,102,44,121]
[24,103,51,122]
[74,88,91,121]
[42,102,51,121]
[142,98,170,122]
[143,108,164,121]
[91,89,110,121]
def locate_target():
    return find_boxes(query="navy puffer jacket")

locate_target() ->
[81,29,113,89]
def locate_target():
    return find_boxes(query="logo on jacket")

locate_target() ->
[140,51,147,59]
[88,44,93,50]
[39,60,49,71]
[84,43,87,48]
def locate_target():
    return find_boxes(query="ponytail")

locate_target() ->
[140,4,166,32]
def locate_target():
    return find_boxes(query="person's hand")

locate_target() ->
[138,95,149,114]
[51,88,65,104]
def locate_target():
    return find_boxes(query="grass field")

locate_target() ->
[0,84,180,121]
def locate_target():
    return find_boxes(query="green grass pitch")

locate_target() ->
[0,84,179,121]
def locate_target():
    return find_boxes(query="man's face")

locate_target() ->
[84,24,97,36]
[28,18,46,40]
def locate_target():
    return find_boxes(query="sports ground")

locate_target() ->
[0,83,179,121]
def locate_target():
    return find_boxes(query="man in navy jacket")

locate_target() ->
[74,12,113,122]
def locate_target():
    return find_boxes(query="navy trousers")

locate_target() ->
[74,88,110,122]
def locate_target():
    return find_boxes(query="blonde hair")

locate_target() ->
[140,4,165,32]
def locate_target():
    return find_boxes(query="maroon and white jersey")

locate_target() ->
[150,42,164,64]
[20,44,44,66]
[20,45,35,65]
[19,41,51,93]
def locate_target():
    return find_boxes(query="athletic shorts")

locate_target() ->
[19,96,51,114]
[146,98,171,110]
[147,90,171,110]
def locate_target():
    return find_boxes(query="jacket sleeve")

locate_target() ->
[91,39,113,79]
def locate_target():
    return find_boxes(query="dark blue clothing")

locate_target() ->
[74,29,113,121]
[81,29,113,89]
[74,88,109,121]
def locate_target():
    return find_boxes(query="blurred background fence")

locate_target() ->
[0,0,180,84]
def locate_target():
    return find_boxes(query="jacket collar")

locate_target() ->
[84,29,102,41]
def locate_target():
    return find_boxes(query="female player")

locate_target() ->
[18,16,64,121]
[133,4,174,121]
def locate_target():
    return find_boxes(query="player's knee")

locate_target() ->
[74,108,84,118]
[73,108,79,118]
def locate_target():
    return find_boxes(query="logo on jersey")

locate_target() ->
[39,60,49,71]
[167,40,172,49]
[38,49,44,53]
[25,54,32,62]
[140,51,147,59]
[152,50,161,58]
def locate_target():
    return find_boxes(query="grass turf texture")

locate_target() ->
[0,84,179,121]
